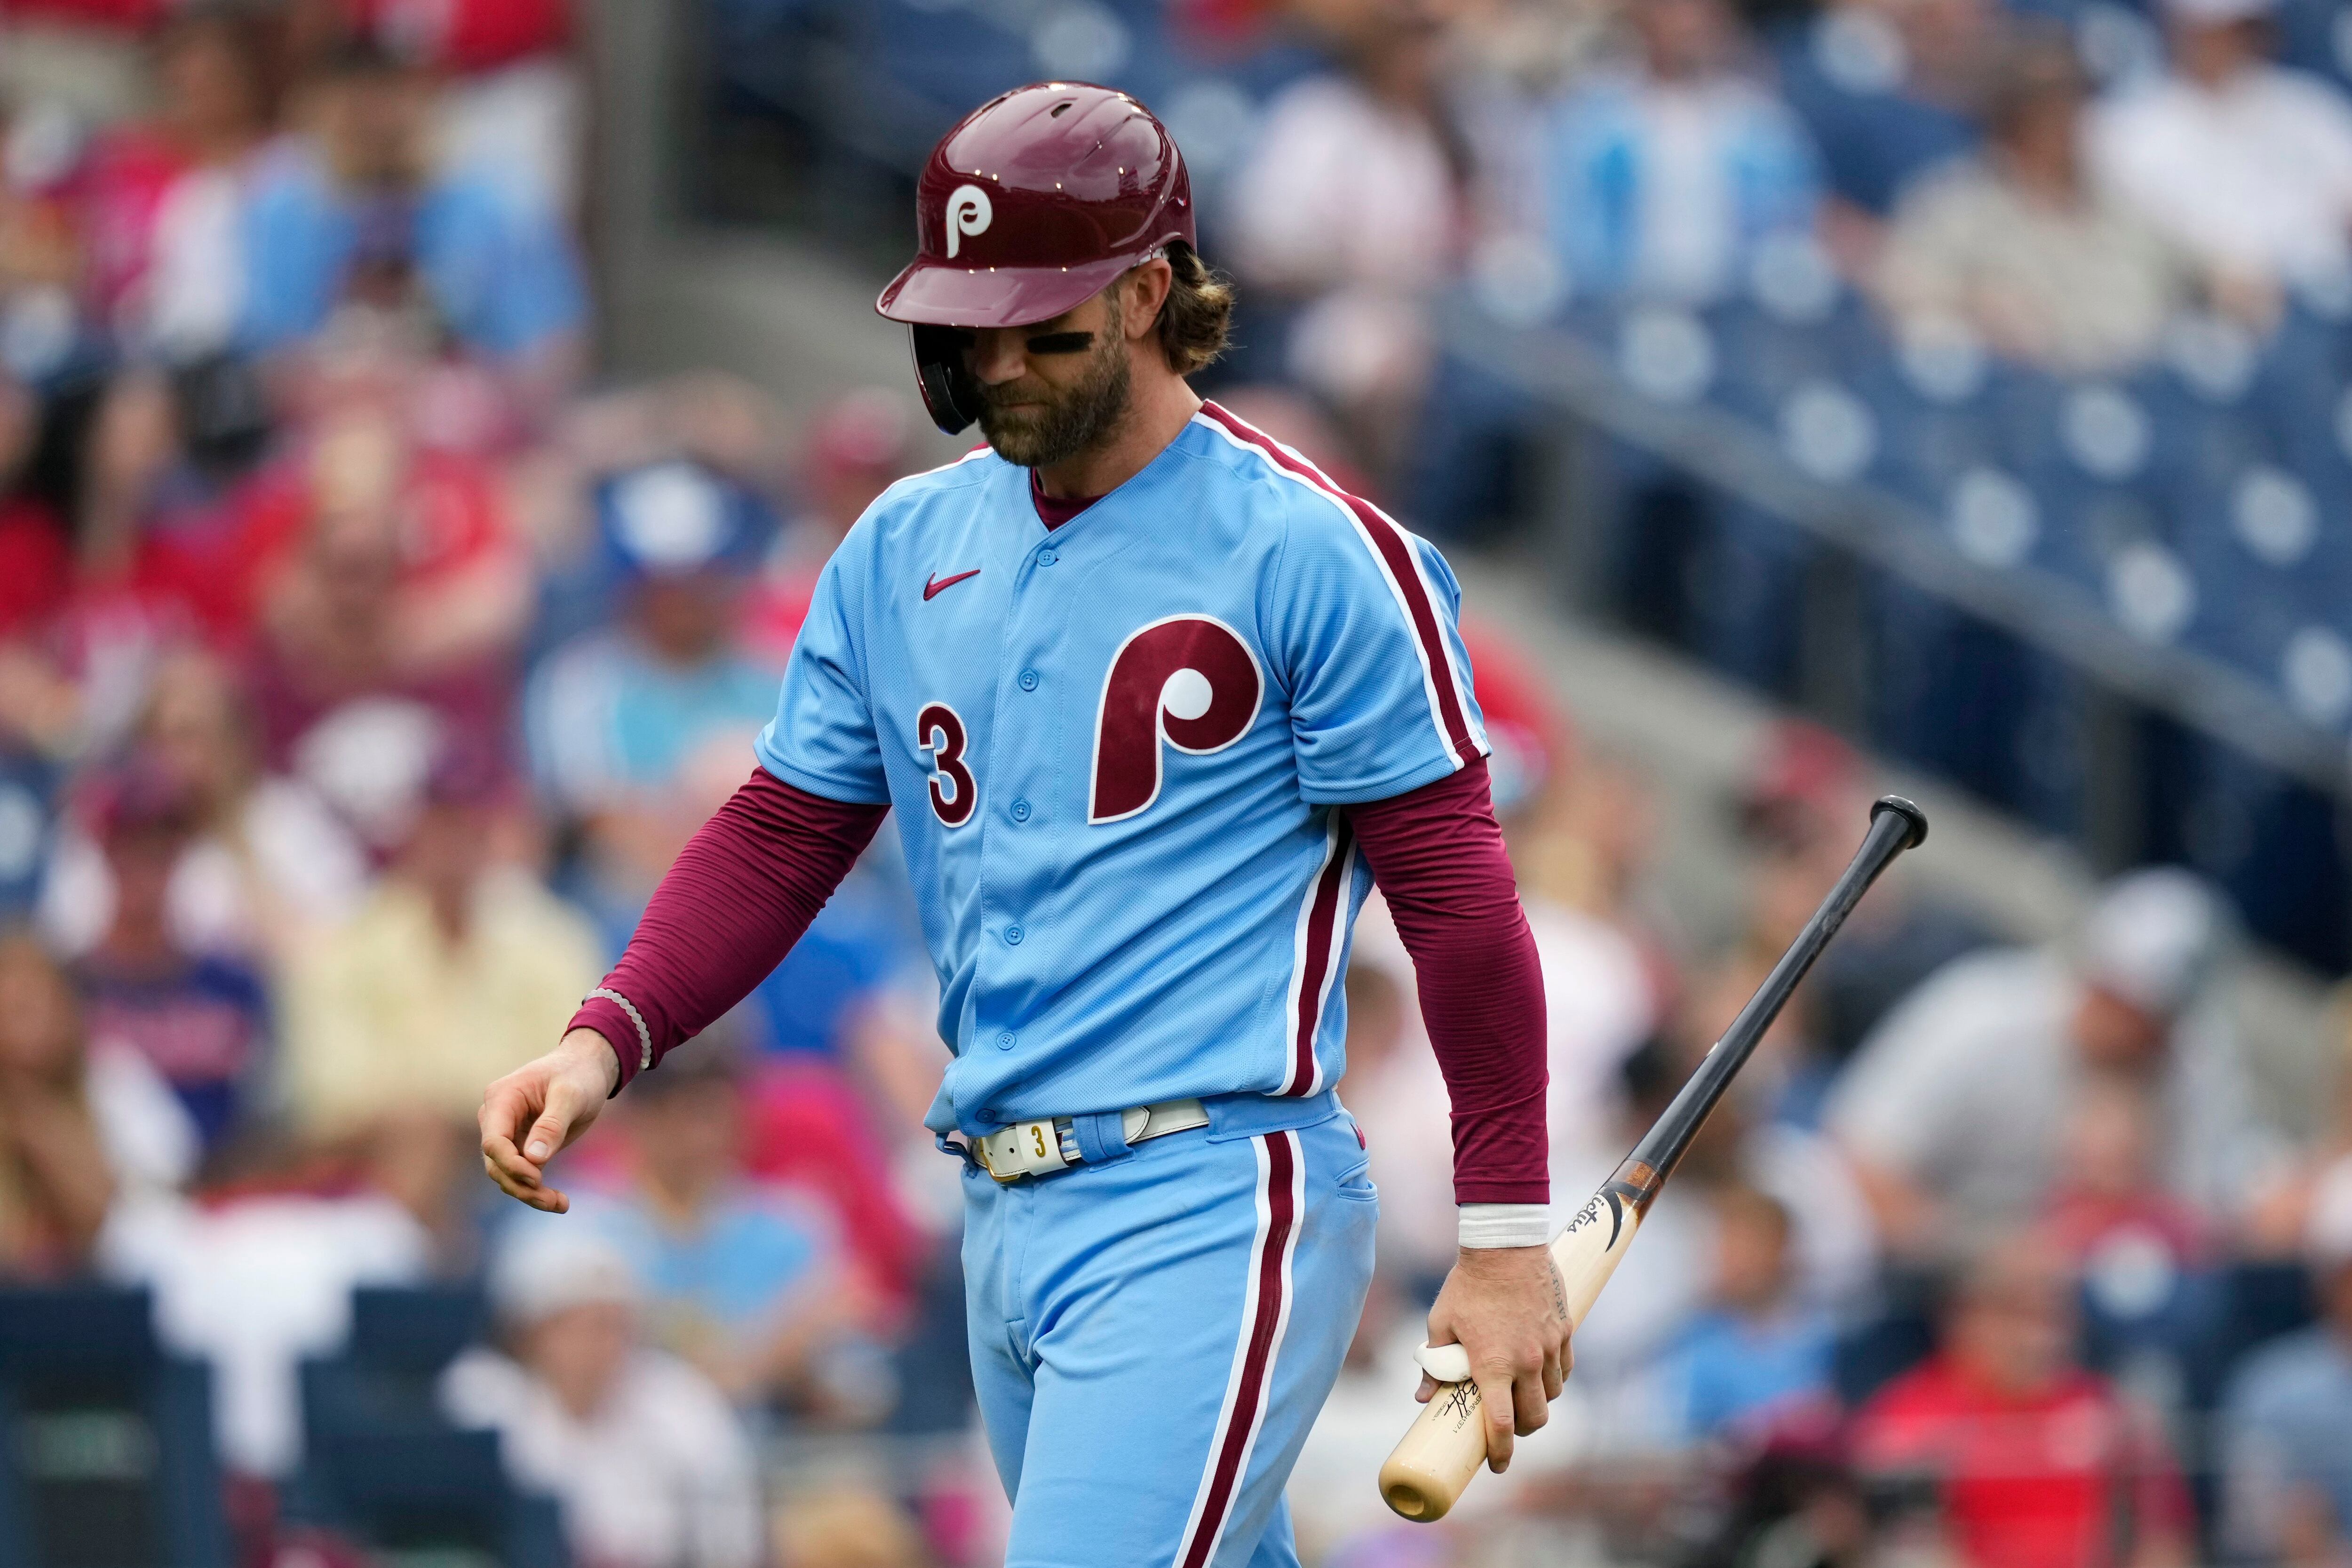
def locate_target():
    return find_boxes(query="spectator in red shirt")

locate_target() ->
[1853,1234,2195,1568]
[240,407,527,847]
[77,6,281,360]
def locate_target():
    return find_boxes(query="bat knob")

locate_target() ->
[1870,795,1929,850]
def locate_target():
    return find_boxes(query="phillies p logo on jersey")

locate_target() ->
[1090,615,1263,823]
[946,184,993,259]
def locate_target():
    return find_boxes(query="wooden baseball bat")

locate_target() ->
[1376,794,1930,1522]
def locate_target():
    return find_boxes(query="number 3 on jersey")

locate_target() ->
[917,702,977,826]
[919,615,1261,831]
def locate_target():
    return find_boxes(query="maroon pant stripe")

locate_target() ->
[1179,1133,1298,1568]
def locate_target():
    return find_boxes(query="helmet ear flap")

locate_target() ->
[910,326,982,436]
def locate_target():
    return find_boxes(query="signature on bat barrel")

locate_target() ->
[1563,1188,1626,1250]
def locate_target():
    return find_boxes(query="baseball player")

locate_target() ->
[479,84,1563,1567]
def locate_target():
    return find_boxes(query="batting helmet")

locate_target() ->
[876,82,1196,434]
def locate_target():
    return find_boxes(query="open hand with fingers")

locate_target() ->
[1417,1245,1575,1474]
[478,1028,621,1212]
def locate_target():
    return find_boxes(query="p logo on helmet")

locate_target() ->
[876,82,1197,435]
[945,184,993,259]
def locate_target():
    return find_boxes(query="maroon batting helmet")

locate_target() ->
[877,82,1196,434]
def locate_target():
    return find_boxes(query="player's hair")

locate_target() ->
[1152,242,1235,376]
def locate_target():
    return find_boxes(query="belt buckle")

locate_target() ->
[979,1117,1069,1182]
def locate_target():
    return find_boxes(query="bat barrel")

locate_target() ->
[1624,795,1924,1187]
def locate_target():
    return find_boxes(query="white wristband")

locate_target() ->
[1458,1203,1550,1250]
[586,987,653,1073]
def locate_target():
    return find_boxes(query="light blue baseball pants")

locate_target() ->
[960,1094,1379,1568]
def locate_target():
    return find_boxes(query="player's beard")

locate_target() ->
[977,308,1134,469]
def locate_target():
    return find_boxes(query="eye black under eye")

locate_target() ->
[1025,331,1094,355]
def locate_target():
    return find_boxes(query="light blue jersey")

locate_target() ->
[755,402,1489,1137]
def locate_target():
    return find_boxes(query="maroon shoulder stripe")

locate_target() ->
[1197,401,1480,765]
[1177,1132,1300,1568]
[1287,817,1354,1096]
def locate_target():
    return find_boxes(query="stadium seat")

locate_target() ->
[301,1284,490,1443]
[1843,331,2004,509]
[302,1427,568,1568]
[2274,0,2352,88]
[0,1288,232,1568]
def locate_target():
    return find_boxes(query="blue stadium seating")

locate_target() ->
[303,1428,568,1568]
[288,1285,568,1567]
[0,1288,232,1568]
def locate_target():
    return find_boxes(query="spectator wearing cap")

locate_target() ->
[439,1227,763,1568]
[1828,868,2288,1260]
[279,745,600,1136]
[2089,0,2352,319]
[528,457,920,1064]
[237,37,587,391]
[68,756,272,1151]
[1543,0,1824,303]
[2221,1156,2352,1564]
[1875,29,2203,375]
[1852,1233,2194,1568]
[526,460,779,923]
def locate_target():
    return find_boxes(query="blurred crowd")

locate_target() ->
[1303,701,2352,1568]
[2,1,2352,1568]
[1206,0,2352,486]
[1181,0,2352,970]
[0,2,976,1563]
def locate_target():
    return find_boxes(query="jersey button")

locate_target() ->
[995,1031,1017,1051]
[1004,924,1025,946]
[1018,669,1039,692]
[1010,799,1031,822]
[1038,549,1058,566]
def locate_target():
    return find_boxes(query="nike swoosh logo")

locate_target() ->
[923,569,981,601]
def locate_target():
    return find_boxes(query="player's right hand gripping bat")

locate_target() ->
[1377,794,1930,1522]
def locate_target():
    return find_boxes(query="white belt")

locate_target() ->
[974,1098,1209,1183]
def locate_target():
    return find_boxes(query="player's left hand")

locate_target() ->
[1418,1245,1573,1474]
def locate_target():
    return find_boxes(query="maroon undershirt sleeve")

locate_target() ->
[1348,757,1549,1206]
[572,746,1546,1206]
[567,769,890,1090]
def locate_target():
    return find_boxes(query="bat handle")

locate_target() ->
[1375,1180,1646,1521]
